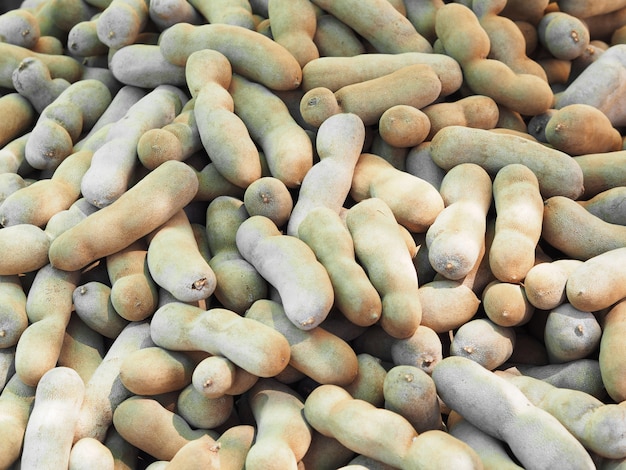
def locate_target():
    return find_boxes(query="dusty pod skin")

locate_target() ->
[268,0,318,67]
[524,259,583,310]
[176,383,234,430]
[350,152,444,233]
[243,177,293,228]
[555,44,626,127]
[537,11,591,60]
[425,163,492,281]
[418,279,481,333]
[109,43,187,88]
[542,195,626,261]
[113,396,213,461]
[312,13,366,58]
[95,0,149,49]
[599,299,626,403]
[573,151,626,200]
[378,105,431,148]
[578,187,626,225]
[390,324,443,375]
[422,95,499,140]
[432,356,596,470]
[185,49,261,189]
[287,112,365,236]
[0,274,28,349]
[450,317,516,370]
[298,207,382,328]
[148,0,204,30]
[236,215,334,330]
[505,374,626,460]
[489,163,543,283]
[430,126,584,200]
[447,411,525,470]
[191,355,258,398]
[302,52,462,97]
[473,0,548,80]
[49,160,199,272]
[57,315,105,385]
[0,373,36,469]
[69,437,115,470]
[11,56,70,114]
[245,378,312,470]
[346,198,422,339]
[0,93,35,148]
[0,225,50,273]
[544,104,622,155]
[106,239,159,322]
[383,365,444,433]
[166,434,221,469]
[309,0,432,54]
[246,299,359,386]
[150,302,291,378]
[20,367,85,470]
[402,0,443,44]
[146,209,216,303]
[0,8,40,48]
[228,73,313,188]
[544,303,602,364]
[482,280,534,328]
[159,22,302,90]
[300,63,442,127]
[188,0,254,28]
[435,3,554,116]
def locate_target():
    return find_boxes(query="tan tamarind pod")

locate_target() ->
[313,13,366,58]
[160,22,302,90]
[422,95,499,140]
[268,0,318,67]
[11,56,70,114]
[109,43,186,89]
[74,320,154,443]
[403,0,444,44]
[49,160,199,272]
[300,64,442,127]
[544,303,602,364]
[309,0,432,54]
[544,104,622,155]
[165,434,221,469]
[44,197,99,242]
[191,355,259,398]
[106,239,159,322]
[450,317,516,370]
[0,373,36,469]
[15,264,81,387]
[302,52,462,97]
[72,281,129,339]
[148,0,204,30]
[0,41,84,88]
[425,163,492,281]
[0,9,41,49]
[67,17,108,58]
[0,93,35,148]
[578,186,626,225]
[0,224,50,275]
[0,132,30,174]
[287,112,364,236]
[447,411,525,470]
[119,346,197,396]
[80,85,187,208]
[390,324,443,375]
[146,209,216,303]
[95,0,149,49]
[351,152,444,233]
[482,280,534,328]
[205,196,268,314]
[473,0,548,80]
[383,365,444,433]
[0,275,28,349]
[378,105,431,148]
[243,176,293,228]
[342,353,387,407]
[599,299,626,402]
[113,396,212,461]
[489,163,543,283]
[245,299,359,386]
[345,198,421,339]
[245,378,312,469]
[542,195,626,261]
[236,215,334,330]
[537,11,591,60]
[432,356,596,470]
[418,279,481,334]
[21,367,85,469]
[574,150,626,199]
[566,247,626,312]
[301,430,356,470]
[524,259,583,310]
[229,73,313,188]
[69,437,115,470]
[298,207,382,328]
[176,384,234,430]
[150,302,291,378]
[188,0,254,28]
[58,315,105,384]
[430,126,585,199]
[212,425,255,470]
[103,427,140,470]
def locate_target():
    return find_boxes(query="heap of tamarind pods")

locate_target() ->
[2,0,626,468]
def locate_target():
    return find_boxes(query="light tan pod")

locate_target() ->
[346,198,421,339]
[544,302,602,364]
[0,374,36,469]
[578,186,626,225]
[418,279,481,333]
[176,384,234,430]
[489,164,544,283]
[268,0,318,67]
[21,367,85,470]
[72,281,129,339]
[69,437,115,470]
[482,280,534,327]
[0,274,28,348]
[450,317,516,370]
[423,94,500,140]
[524,259,583,310]
[342,353,388,407]
[191,355,258,398]
[0,223,50,275]
[390,324,443,375]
